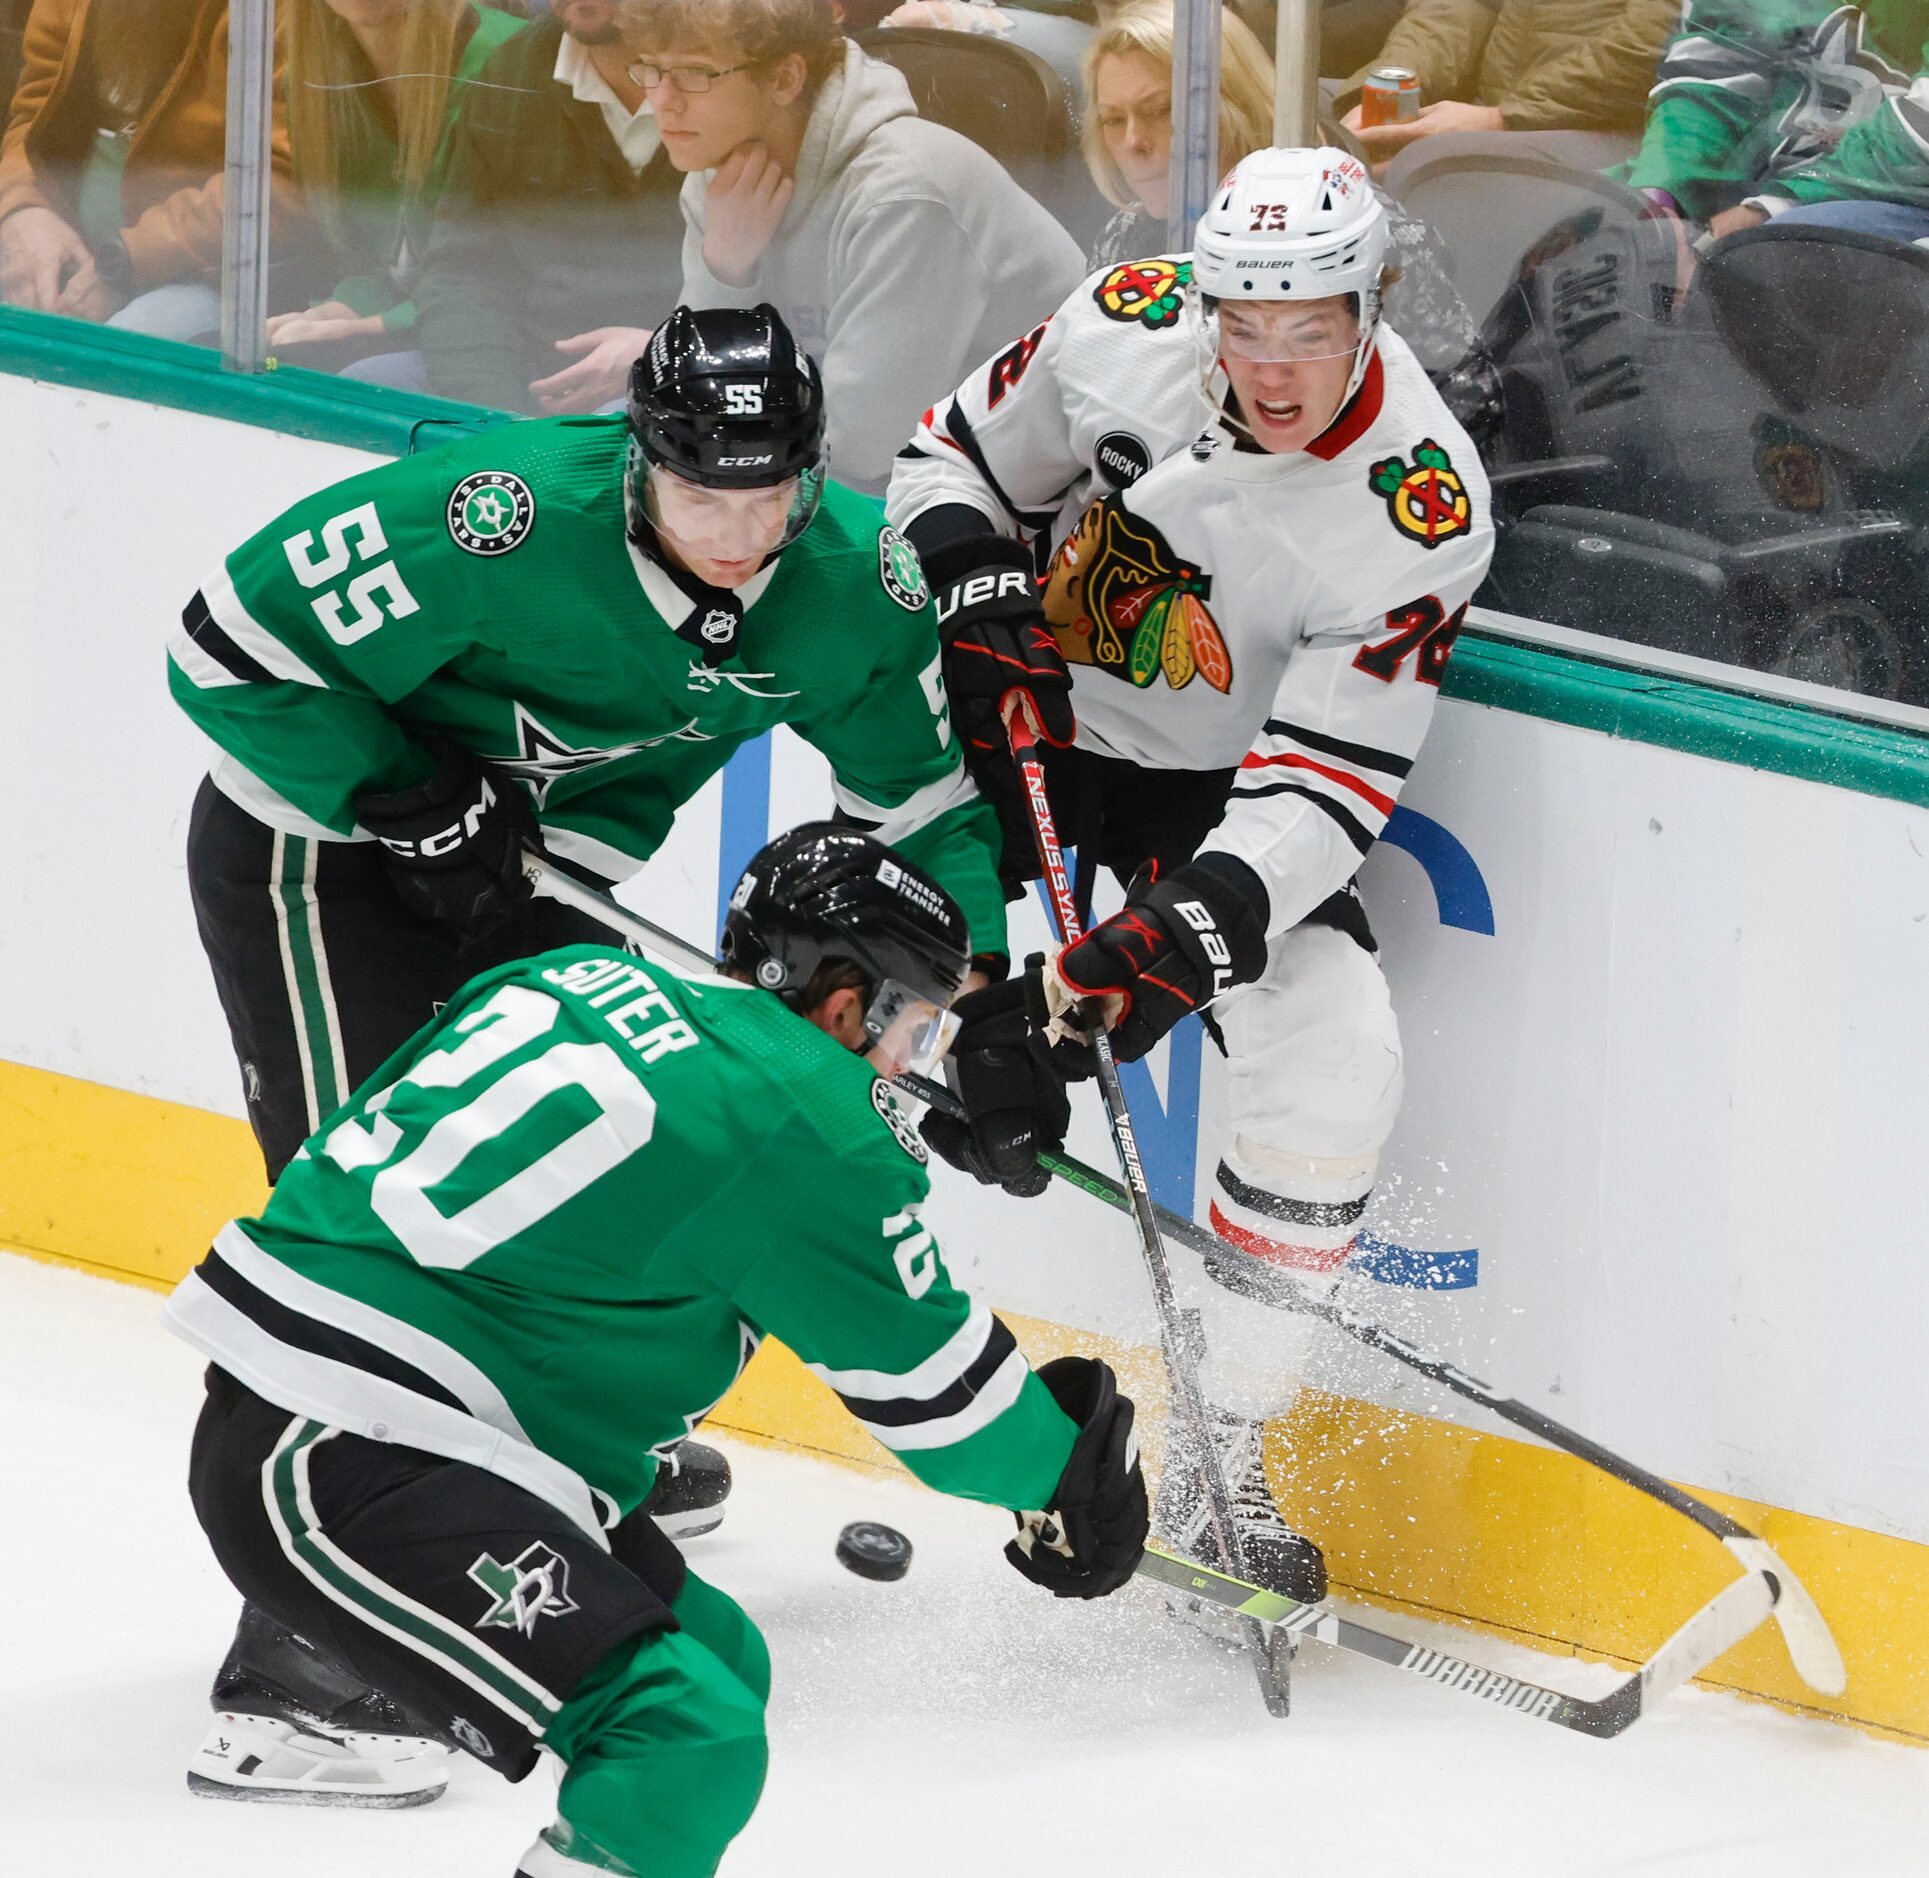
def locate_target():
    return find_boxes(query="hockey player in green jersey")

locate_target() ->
[167,302,1008,1801]
[165,825,1148,1877]
[171,301,1006,1184]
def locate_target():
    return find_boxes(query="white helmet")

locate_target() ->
[1189,146,1390,408]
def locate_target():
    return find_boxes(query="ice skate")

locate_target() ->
[187,1607,450,1806]
[643,1437,732,1540]
[1155,1409,1326,1644]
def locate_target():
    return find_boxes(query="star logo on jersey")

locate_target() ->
[447,471,537,556]
[878,527,929,611]
[1093,257,1191,329]
[1369,440,1473,549]
[1042,495,1232,694]
[493,702,713,808]
[467,1542,579,1636]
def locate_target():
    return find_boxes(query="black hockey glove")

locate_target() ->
[1047,854,1269,1068]
[930,536,1076,768]
[355,739,537,941]
[1006,1356,1147,1601]
[920,967,1071,1199]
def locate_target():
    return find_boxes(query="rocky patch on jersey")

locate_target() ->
[1043,496,1233,694]
[1368,440,1473,549]
[1094,258,1191,329]
[871,1077,929,1163]
[1095,431,1152,488]
[447,471,536,556]
[878,527,929,611]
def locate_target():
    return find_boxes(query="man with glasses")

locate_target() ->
[168,301,1008,1801]
[887,146,1495,1616]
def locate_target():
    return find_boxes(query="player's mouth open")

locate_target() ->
[1256,399,1300,423]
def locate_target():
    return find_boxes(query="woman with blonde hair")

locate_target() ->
[1081,0,1274,267]
[264,0,520,362]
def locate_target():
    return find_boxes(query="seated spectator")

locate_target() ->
[1080,0,1273,268]
[264,0,524,375]
[1622,2,1929,246]
[412,0,687,411]
[1338,0,1679,172]
[0,0,302,341]
[624,0,1087,493]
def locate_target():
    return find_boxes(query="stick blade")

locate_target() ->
[1723,1538,1847,1696]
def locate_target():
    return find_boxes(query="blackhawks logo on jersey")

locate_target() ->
[1368,440,1472,549]
[1093,257,1191,330]
[1043,496,1232,695]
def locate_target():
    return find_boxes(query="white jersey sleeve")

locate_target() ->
[1199,580,1481,939]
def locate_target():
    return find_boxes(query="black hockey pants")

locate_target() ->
[186,777,619,1182]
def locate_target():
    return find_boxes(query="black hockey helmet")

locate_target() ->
[628,303,824,484]
[720,822,969,1073]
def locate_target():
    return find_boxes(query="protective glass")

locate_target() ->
[864,979,963,1077]
[643,460,823,566]
[626,60,752,94]
[1214,300,1364,364]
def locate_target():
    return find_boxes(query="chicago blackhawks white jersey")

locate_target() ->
[886,254,1495,937]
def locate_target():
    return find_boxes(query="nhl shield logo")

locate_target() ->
[448,471,536,556]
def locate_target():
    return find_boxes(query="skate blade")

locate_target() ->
[186,1769,444,1809]
[652,1506,725,1540]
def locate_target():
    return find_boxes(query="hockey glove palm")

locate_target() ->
[920,968,1071,1198]
[1007,1357,1147,1600]
[356,740,537,942]
[1047,855,1268,1067]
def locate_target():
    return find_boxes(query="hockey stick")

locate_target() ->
[996,704,1293,1719]
[1136,1539,1780,1739]
[520,852,1844,1701]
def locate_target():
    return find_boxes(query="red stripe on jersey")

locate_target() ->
[1209,1203,1355,1273]
[1305,350,1385,462]
[1236,749,1395,817]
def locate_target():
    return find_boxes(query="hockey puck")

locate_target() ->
[836,1521,913,1582]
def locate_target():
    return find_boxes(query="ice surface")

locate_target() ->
[2,1255,1923,1878]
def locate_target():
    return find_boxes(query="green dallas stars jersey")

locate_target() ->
[162,944,1079,1535]
[166,415,1007,955]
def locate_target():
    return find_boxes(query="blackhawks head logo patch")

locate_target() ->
[1368,440,1472,549]
[878,527,929,611]
[1093,258,1192,330]
[448,471,536,556]
[1043,496,1232,694]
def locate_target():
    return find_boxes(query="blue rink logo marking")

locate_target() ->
[714,743,1488,1289]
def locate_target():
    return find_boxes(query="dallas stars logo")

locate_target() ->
[447,471,536,556]
[493,702,714,808]
[467,1542,579,1636]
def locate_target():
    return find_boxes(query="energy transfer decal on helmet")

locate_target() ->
[1093,258,1192,329]
[1369,440,1474,549]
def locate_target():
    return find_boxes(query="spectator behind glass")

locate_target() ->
[412,0,685,410]
[1338,0,1678,172]
[617,0,1085,493]
[1623,1,1929,247]
[0,0,302,339]
[1080,0,1273,269]
[262,0,523,374]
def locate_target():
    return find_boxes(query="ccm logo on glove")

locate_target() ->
[372,777,504,862]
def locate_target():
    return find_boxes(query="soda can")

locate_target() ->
[1360,67,1421,129]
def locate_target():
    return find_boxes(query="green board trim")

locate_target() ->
[1445,632,1929,810]
[4,305,1925,809]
